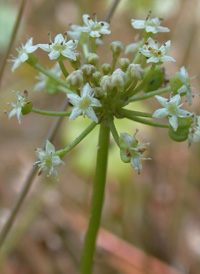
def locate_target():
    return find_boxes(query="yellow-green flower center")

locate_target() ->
[79,97,92,110]
[167,102,178,115]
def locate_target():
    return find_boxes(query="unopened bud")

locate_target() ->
[119,58,130,72]
[81,64,96,76]
[111,68,127,88]
[128,64,144,80]
[91,71,102,85]
[100,75,113,93]
[70,51,82,69]
[101,63,112,75]
[94,87,104,98]
[66,70,83,86]
[110,41,124,56]
[86,53,99,67]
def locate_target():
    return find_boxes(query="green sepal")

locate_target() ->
[170,75,183,94]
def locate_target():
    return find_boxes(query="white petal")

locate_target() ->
[8,108,17,119]
[48,50,60,60]
[67,93,81,106]
[145,26,157,33]
[81,83,93,97]
[153,108,169,118]
[19,52,29,62]
[61,49,76,60]
[26,45,38,53]
[90,97,102,107]
[90,31,101,38]
[147,56,160,63]
[131,157,142,174]
[177,109,191,117]
[120,133,133,147]
[131,19,145,29]
[38,44,51,52]
[155,95,167,106]
[160,55,176,63]
[69,107,82,120]
[169,115,178,131]
[46,140,55,154]
[157,26,170,33]
[85,107,98,123]
[11,59,21,72]
[170,94,181,104]
[54,34,65,43]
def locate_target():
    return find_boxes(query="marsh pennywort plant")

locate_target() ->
[5,11,199,274]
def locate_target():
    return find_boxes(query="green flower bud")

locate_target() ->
[86,53,99,67]
[101,63,112,75]
[170,75,184,94]
[21,99,33,115]
[91,71,102,85]
[94,87,104,98]
[119,58,130,72]
[143,65,165,92]
[109,41,124,56]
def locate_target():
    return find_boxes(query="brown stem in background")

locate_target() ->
[0,98,68,249]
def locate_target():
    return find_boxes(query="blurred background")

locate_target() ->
[0,0,200,273]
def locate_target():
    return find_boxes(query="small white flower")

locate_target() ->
[153,94,191,131]
[67,83,102,123]
[38,33,78,60]
[188,114,200,146]
[139,37,175,63]
[34,140,64,181]
[34,63,61,92]
[131,16,170,34]
[8,91,29,124]
[119,131,151,174]
[80,14,111,38]
[10,37,38,72]
[176,66,196,105]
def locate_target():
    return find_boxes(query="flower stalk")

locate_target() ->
[80,122,110,274]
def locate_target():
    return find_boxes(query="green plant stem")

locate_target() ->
[32,108,71,116]
[129,86,171,102]
[58,60,69,77]
[111,55,118,73]
[33,63,72,92]
[90,37,96,53]
[107,114,120,146]
[129,63,156,97]
[120,109,169,128]
[80,122,110,274]
[56,121,97,158]
[83,43,89,59]
[118,108,153,118]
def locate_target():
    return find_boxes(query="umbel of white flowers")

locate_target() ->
[7,13,199,181]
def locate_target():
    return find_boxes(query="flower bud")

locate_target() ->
[70,51,82,69]
[81,64,96,76]
[86,53,99,67]
[100,75,113,93]
[143,65,165,92]
[109,41,124,56]
[127,64,144,80]
[111,68,127,88]
[66,70,83,86]
[91,71,102,85]
[119,58,130,72]
[101,63,112,75]
[94,87,104,98]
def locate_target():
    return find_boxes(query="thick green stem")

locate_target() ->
[58,60,69,77]
[80,122,110,274]
[32,108,71,117]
